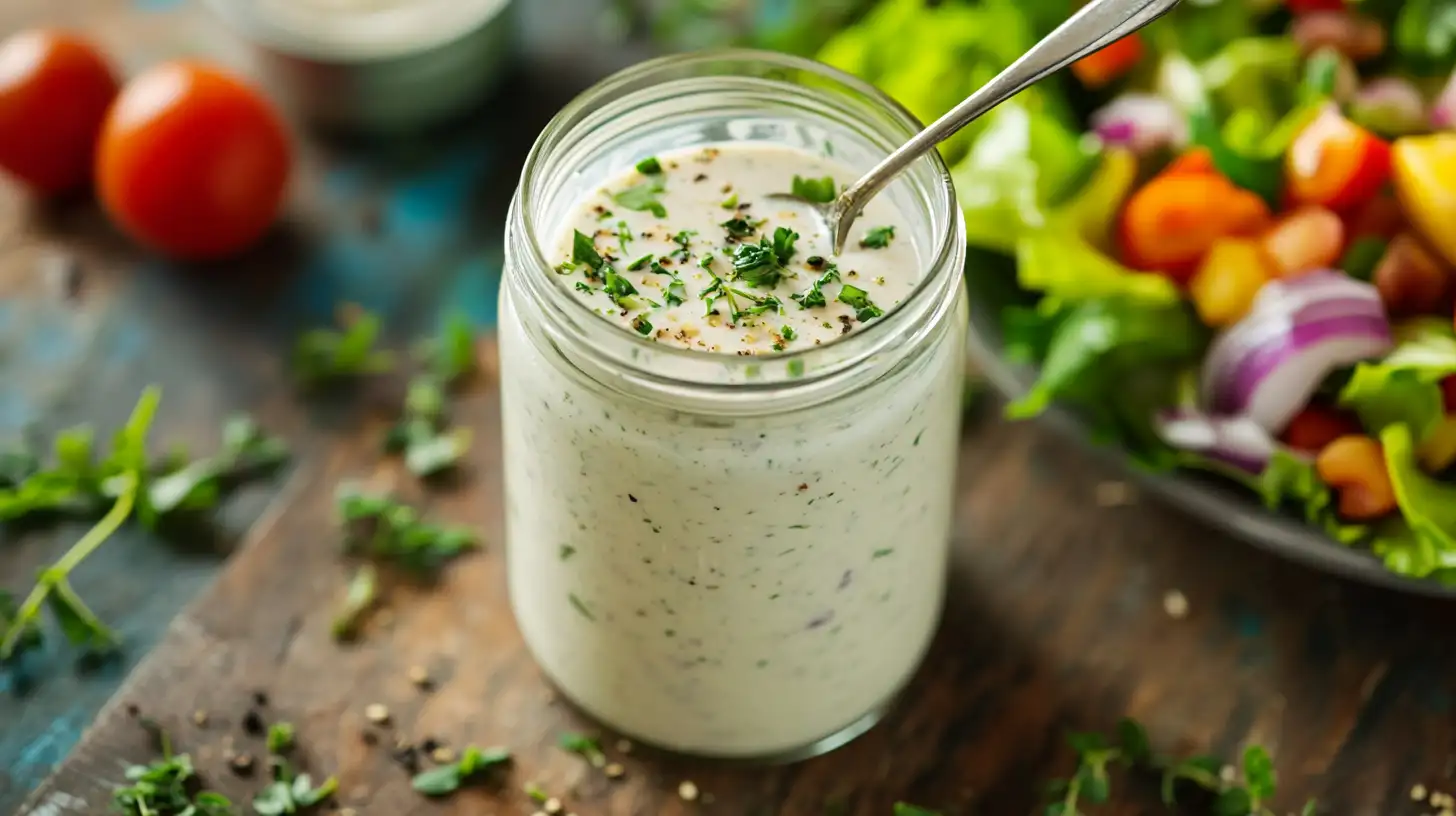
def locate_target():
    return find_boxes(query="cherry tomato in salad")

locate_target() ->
[1285,0,1345,12]
[1260,206,1345,278]
[1071,33,1144,89]
[1285,107,1391,213]
[1117,171,1272,282]
[96,61,291,261]
[0,29,118,195]
[1281,405,1361,453]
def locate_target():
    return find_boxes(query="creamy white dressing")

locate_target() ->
[250,0,509,55]
[501,141,965,757]
[550,144,920,354]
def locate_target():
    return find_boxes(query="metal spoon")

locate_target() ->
[780,0,1183,255]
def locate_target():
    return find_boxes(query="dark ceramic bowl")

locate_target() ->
[962,251,1456,599]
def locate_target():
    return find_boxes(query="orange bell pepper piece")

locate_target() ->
[1286,107,1392,212]
[1117,171,1274,283]
[1161,147,1217,177]
[1072,33,1145,89]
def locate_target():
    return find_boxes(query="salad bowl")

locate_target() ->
[963,258,1456,600]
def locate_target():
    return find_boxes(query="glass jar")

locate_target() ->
[499,50,967,761]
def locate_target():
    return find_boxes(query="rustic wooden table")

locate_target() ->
[5,2,1456,816]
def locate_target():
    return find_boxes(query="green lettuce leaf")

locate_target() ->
[1252,450,1370,546]
[1380,423,1456,574]
[816,0,1073,165]
[1338,322,1456,442]
[1007,297,1209,467]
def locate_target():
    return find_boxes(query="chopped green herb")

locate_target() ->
[267,722,296,754]
[790,174,837,203]
[114,734,235,816]
[601,265,642,310]
[781,326,797,342]
[771,226,798,265]
[791,266,841,309]
[572,229,604,273]
[383,377,472,478]
[728,289,782,324]
[411,745,512,797]
[574,281,593,294]
[670,230,696,263]
[252,772,338,815]
[331,564,379,642]
[336,485,477,576]
[554,261,577,275]
[628,254,654,271]
[721,217,756,239]
[635,156,663,175]
[524,782,549,803]
[837,284,885,322]
[731,239,786,288]
[612,179,668,219]
[720,192,739,209]
[616,220,633,255]
[859,225,895,249]
[425,313,478,386]
[568,593,596,621]
[559,544,576,561]
[293,312,395,386]
[872,548,894,558]
[664,278,687,307]
[632,314,654,336]
[558,732,607,766]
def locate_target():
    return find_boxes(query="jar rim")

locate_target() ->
[510,48,965,406]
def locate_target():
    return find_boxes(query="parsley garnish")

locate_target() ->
[1043,719,1313,816]
[664,278,686,307]
[628,254,653,271]
[635,156,662,175]
[859,225,895,249]
[731,239,785,288]
[558,732,607,766]
[837,284,884,322]
[336,484,477,576]
[253,772,337,814]
[613,179,667,219]
[113,726,234,816]
[790,174,837,203]
[632,314,653,336]
[267,722,296,754]
[572,229,604,274]
[411,745,512,797]
[616,220,633,255]
[574,281,593,294]
[781,326,797,342]
[721,217,756,239]
[791,265,841,309]
[728,289,782,324]
[699,255,728,317]
[771,226,798,265]
[293,312,395,386]
[1,390,287,661]
[720,192,739,209]
[601,265,642,310]
[670,230,696,263]
[382,318,478,478]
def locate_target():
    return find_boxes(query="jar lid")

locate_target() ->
[206,0,512,62]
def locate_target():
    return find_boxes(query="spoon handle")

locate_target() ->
[831,0,1182,252]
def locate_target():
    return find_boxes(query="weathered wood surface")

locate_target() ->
[0,0,627,803]
[17,355,1456,815]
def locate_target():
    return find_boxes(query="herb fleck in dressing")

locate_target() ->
[552,144,917,354]
[501,141,965,758]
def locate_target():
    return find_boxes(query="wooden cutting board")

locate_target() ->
[18,342,1456,816]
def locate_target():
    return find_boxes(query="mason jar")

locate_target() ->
[499,49,967,760]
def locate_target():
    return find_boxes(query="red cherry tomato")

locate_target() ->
[0,29,118,195]
[1281,405,1362,453]
[1286,0,1346,14]
[1286,107,1391,213]
[96,61,291,260]
[1072,33,1144,89]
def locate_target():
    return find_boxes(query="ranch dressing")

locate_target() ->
[501,141,966,758]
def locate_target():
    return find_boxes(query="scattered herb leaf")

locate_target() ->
[635,156,662,175]
[293,312,395,386]
[791,174,837,203]
[860,225,895,249]
[411,745,512,797]
[613,179,668,219]
[837,284,885,322]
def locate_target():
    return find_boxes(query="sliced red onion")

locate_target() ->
[1202,270,1392,433]
[1433,69,1456,130]
[1351,77,1427,134]
[1090,94,1189,154]
[1156,409,1276,473]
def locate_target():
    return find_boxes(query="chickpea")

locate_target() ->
[1315,435,1397,520]
[1291,13,1386,63]
[1373,233,1451,316]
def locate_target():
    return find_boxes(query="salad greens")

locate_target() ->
[812,0,1456,584]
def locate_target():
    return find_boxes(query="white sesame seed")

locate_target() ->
[431,747,456,764]
[1219,765,1237,783]
[605,762,625,779]
[1163,590,1190,619]
[678,781,699,801]
[364,704,390,725]
[408,666,431,687]
[544,798,563,815]
[1414,784,1430,802]
[192,710,209,727]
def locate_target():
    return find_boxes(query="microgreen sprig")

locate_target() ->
[113,727,235,816]
[292,311,395,386]
[411,745,512,796]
